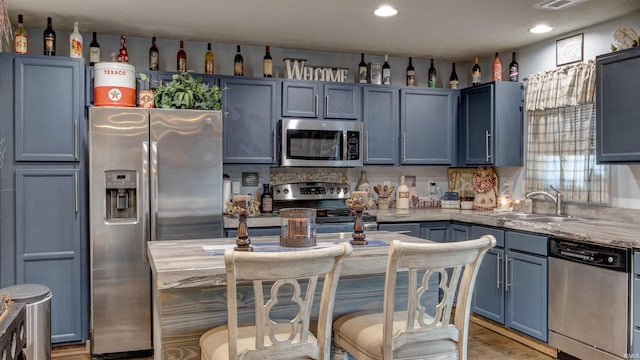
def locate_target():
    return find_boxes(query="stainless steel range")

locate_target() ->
[272,182,377,233]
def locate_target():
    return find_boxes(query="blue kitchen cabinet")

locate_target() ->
[471,225,548,342]
[400,88,457,165]
[632,252,640,355]
[460,82,523,166]
[362,85,399,164]
[596,47,640,163]
[421,221,451,243]
[0,54,87,344]
[449,223,470,242]
[221,76,277,164]
[282,80,360,120]
[378,223,421,238]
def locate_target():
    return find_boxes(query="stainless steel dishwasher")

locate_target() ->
[549,238,630,360]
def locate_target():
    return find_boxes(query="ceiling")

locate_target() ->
[6,0,640,61]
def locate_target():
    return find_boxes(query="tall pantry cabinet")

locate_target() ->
[0,54,87,344]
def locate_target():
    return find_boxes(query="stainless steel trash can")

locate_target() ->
[1,284,52,360]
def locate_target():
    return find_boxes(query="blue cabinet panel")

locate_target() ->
[421,221,450,243]
[379,223,421,238]
[362,86,399,164]
[472,247,505,323]
[282,80,360,120]
[324,84,360,119]
[282,81,319,118]
[449,223,470,242]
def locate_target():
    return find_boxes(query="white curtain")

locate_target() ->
[524,61,609,203]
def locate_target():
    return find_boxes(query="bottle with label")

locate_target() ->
[358,53,367,83]
[177,40,187,72]
[472,56,482,86]
[260,184,273,213]
[69,22,82,58]
[396,176,410,209]
[428,59,437,88]
[204,42,214,74]
[406,57,415,86]
[263,45,273,77]
[448,62,459,89]
[492,52,502,81]
[89,32,100,65]
[355,170,371,194]
[14,14,28,54]
[43,17,56,56]
[382,54,391,85]
[509,51,519,82]
[117,34,128,63]
[149,37,159,70]
[233,45,243,76]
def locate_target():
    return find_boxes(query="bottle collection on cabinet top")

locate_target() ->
[448,62,459,89]
[149,37,159,70]
[358,53,368,83]
[69,21,82,58]
[492,52,502,81]
[382,54,391,85]
[234,45,243,76]
[263,45,273,77]
[43,16,55,56]
[509,51,519,82]
[117,34,128,62]
[472,56,482,86]
[14,14,28,54]
[204,42,214,74]
[89,32,100,65]
[406,57,415,86]
[177,40,187,72]
[428,58,436,88]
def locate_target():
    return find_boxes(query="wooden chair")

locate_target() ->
[332,236,496,360]
[200,242,353,360]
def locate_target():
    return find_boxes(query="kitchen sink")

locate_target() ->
[493,212,581,223]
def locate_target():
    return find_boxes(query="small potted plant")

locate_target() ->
[152,71,224,110]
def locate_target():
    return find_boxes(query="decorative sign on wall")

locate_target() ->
[284,58,349,82]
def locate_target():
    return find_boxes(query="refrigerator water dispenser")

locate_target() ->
[105,170,137,221]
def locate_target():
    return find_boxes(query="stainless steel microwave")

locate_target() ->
[278,118,363,167]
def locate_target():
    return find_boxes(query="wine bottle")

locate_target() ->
[204,42,214,74]
[117,34,128,62]
[448,62,459,89]
[69,22,83,58]
[89,32,100,66]
[260,184,273,213]
[492,52,502,82]
[509,51,519,82]
[43,17,56,56]
[177,40,187,72]
[428,58,436,88]
[406,57,415,86]
[149,37,159,70]
[472,56,482,86]
[234,45,243,76]
[396,176,410,209]
[263,45,273,77]
[14,14,28,54]
[382,54,391,85]
[358,53,367,83]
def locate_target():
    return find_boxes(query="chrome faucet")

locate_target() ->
[525,185,564,216]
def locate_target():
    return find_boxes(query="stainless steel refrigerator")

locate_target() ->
[88,107,223,355]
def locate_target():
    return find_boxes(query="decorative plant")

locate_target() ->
[153,71,224,110]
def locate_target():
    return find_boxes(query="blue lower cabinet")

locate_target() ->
[378,223,421,238]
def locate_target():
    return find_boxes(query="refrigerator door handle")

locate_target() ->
[142,141,150,264]
[150,141,159,243]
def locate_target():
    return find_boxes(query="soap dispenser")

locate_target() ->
[396,176,410,209]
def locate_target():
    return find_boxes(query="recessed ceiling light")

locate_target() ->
[374,5,398,17]
[530,24,553,33]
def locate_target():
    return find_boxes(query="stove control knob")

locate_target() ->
[343,187,349,194]
[329,187,335,194]
[283,189,289,195]
[275,189,280,195]
[607,256,615,264]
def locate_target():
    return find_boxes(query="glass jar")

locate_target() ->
[279,208,316,247]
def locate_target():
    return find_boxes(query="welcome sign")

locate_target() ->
[284,58,349,82]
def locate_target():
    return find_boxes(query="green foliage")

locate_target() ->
[153,72,224,110]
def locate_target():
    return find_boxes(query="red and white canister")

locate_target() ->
[94,62,136,107]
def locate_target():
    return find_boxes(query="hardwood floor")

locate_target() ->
[52,321,556,359]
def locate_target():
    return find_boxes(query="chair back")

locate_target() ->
[382,236,496,359]
[224,242,353,360]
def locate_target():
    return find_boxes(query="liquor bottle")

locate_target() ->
[382,54,391,85]
[260,184,273,213]
[234,45,243,76]
[396,176,410,209]
[117,34,128,62]
[43,17,56,56]
[358,53,367,83]
[263,45,273,77]
[428,58,437,88]
[14,14,28,54]
[509,51,519,82]
[406,57,415,86]
[204,42,214,74]
[472,56,482,86]
[69,22,83,58]
[149,37,159,70]
[177,40,187,72]
[492,52,502,81]
[355,170,371,194]
[448,62,459,89]
[89,32,100,65]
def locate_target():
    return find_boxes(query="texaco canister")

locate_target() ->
[94,62,136,107]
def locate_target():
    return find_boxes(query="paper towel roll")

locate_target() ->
[231,181,241,195]
[223,180,231,205]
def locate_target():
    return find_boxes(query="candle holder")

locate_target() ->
[280,208,317,247]
[229,195,253,251]
[346,191,368,245]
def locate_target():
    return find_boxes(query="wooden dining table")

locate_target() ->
[147,230,432,360]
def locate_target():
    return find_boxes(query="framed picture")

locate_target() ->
[556,33,584,66]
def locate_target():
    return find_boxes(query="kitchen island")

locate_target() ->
[147,231,428,360]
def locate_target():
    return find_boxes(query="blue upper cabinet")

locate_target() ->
[221,77,277,164]
[596,47,640,163]
[362,86,399,164]
[460,82,523,166]
[282,80,360,120]
[400,88,457,165]
[14,56,83,162]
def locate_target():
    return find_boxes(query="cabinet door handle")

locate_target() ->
[505,255,512,291]
[74,118,78,160]
[74,171,78,214]
[485,130,492,162]
[365,131,369,162]
[496,253,502,288]
[325,95,329,116]
[142,141,150,264]
[150,141,159,243]
[273,130,277,163]
[315,95,319,116]
[402,132,406,163]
